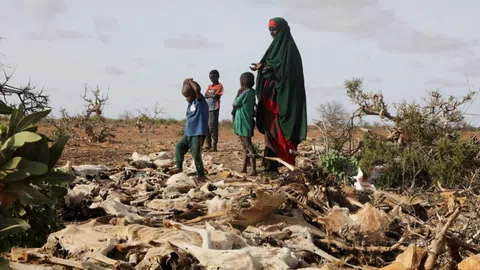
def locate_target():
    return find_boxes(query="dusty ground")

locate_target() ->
[38,123,477,170]
[38,123,322,170]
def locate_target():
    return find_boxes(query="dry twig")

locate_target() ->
[424,207,461,270]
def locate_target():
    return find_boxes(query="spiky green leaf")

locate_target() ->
[15,109,51,133]
[0,131,42,155]
[0,157,49,182]
[22,125,38,133]
[0,102,13,115]
[16,184,50,205]
[0,218,30,238]
[14,135,50,165]
[0,170,30,182]
[3,157,48,174]
[48,136,70,170]
[32,171,75,185]
[7,104,25,138]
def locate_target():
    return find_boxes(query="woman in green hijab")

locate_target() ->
[250,17,307,171]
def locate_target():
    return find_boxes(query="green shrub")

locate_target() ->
[50,127,66,141]
[0,103,75,258]
[345,79,479,189]
[359,135,480,188]
[427,137,480,187]
[220,119,234,129]
[319,149,359,182]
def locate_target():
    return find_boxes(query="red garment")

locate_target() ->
[205,83,224,111]
[262,80,297,165]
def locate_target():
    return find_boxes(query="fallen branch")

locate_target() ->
[284,191,325,217]
[320,235,407,253]
[184,211,228,224]
[26,252,111,270]
[424,208,461,270]
[248,154,297,171]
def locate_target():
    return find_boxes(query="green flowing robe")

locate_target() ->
[255,17,308,145]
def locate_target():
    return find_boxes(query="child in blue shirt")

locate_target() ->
[170,78,209,181]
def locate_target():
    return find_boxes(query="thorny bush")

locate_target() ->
[342,78,480,188]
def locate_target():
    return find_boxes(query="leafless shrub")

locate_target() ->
[317,101,349,128]
[134,103,164,134]
[46,108,81,140]
[119,110,134,122]
[314,101,362,156]
[47,86,115,142]
[83,120,115,143]
[81,84,109,119]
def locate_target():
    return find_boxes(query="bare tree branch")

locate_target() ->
[0,68,49,113]
[81,84,109,118]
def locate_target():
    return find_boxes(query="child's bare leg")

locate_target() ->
[240,138,248,173]
[243,137,257,176]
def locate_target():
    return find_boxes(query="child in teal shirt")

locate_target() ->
[233,72,257,176]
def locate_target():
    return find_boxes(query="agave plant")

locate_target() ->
[0,102,75,249]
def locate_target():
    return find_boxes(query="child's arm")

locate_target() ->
[205,92,216,98]
[205,86,216,98]
[214,85,224,100]
[233,90,247,108]
[188,80,204,101]
[232,89,242,109]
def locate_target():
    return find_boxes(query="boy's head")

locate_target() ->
[182,87,195,103]
[182,79,200,103]
[209,70,220,84]
[240,72,255,89]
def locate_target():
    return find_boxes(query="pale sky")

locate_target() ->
[1,0,479,125]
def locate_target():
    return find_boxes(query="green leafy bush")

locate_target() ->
[319,149,359,181]
[358,125,480,189]
[427,137,479,187]
[0,102,75,257]
[344,79,480,189]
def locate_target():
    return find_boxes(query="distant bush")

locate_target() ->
[220,119,233,129]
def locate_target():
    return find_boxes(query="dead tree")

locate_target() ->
[0,69,49,113]
[81,85,109,119]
